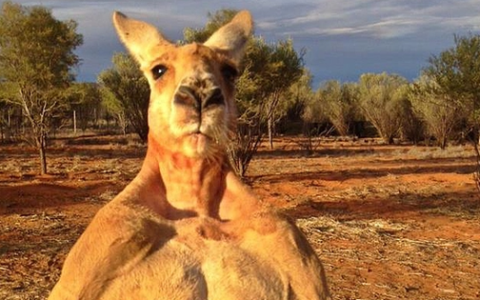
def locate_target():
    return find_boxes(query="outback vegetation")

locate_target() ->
[1,2,480,300]
[1,3,479,174]
[0,1,82,174]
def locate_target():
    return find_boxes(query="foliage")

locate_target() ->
[0,99,13,142]
[98,52,150,142]
[357,72,409,144]
[409,75,466,149]
[100,88,128,135]
[397,94,425,145]
[235,37,305,150]
[0,85,23,143]
[68,83,102,132]
[317,80,357,136]
[184,9,240,43]
[424,33,480,140]
[283,69,316,124]
[0,1,82,174]
[265,39,305,148]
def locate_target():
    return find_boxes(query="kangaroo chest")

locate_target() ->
[102,216,289,300]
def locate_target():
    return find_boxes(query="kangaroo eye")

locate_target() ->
[152,65,167,80]
[221,64,238,83]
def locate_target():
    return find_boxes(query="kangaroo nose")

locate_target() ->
[174,86,224,112]
[174,86,201,112]
[203,88,224,109]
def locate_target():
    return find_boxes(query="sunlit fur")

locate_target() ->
[142,42,237,161]
[48,10,330,300]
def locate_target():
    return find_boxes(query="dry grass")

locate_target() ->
[298,216,480,299]
[1,136,480,299]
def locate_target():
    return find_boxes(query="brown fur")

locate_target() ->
[49,10,330,300]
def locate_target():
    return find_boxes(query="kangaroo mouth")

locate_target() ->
[184,132,212,155]
[186,128,217,141]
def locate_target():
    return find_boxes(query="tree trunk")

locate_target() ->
[440,136,447,150]
[93,108,98,127]
[266,93,281,150]
[477,128,480,146]
[388,135,394,145]
[268,116,273,149]
[73,110,77,135]
[6,110,12,142]
[38,132,47,175]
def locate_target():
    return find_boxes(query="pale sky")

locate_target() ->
[12,0,480,88]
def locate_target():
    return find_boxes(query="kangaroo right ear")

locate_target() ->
[112,11,172,65]
[203,10,253,65]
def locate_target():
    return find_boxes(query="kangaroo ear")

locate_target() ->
[112,11,171,65]
[204,10,253,65]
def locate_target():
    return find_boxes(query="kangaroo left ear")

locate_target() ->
[112,11,172,65]
[204,10,253,65]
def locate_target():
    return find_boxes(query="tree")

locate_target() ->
[235,39,304,173]
[357,73,409,144]
[409,75,465,149]
[0,84,23,143]
[318,80,356,136]
[286,70,331,153]
[184,9,239,43]
[263,39,304,149]
[398,94,425,145]
[0,98,13,143]
[0,2,83,174]
[100,87,128,135]
[424,34,480,142]
[279,68,315,131]
[235,37,305,150]
[228,38,271,177]
[68,82,102,133]
[98,52,150,142]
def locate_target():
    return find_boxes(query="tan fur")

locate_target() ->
[49,10,330,300]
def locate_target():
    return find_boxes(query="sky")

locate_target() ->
[11,0,480,88]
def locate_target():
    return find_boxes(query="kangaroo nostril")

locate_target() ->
[175,86,224,112]
[203,88,224,109]
[174,86,201,111]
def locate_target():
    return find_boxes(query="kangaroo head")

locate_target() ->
[113,11,252,159]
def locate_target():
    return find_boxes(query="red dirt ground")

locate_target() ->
[1,135,479,299]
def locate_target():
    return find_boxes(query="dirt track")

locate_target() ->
[1,136,479,299]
